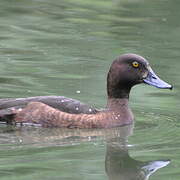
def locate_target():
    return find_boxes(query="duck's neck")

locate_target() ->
[107,81,131,99]
[106,97,134,125]
[107,84,131,110]
[106,98,129,111]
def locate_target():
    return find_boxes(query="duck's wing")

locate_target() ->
[0,96,98,117]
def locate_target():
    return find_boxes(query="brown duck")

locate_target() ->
[0,54,172,128]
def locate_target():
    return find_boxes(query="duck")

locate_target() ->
[0,53,172,128]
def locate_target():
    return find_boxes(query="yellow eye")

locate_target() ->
[132,61,139,68]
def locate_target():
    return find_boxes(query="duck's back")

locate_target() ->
[0,96,98,123]
[0,96,98,114]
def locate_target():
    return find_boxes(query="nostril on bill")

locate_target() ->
[152,76,157,79]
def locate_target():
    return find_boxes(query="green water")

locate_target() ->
[0,0,179,179]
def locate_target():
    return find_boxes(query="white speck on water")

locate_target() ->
[75,107,79,110]
[76,90,81,94]
[27,90,31,93]
[162,18,167,22]
[127,144,134,147]
[61,100,64,102]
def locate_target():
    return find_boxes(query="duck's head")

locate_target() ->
[107,53,172,98]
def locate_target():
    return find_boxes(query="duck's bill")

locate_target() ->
[143,67,173,89]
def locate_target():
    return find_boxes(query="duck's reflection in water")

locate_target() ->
[105,125,170,180]
[0,124,170,180]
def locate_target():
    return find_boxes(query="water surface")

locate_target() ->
[0,0,179,179]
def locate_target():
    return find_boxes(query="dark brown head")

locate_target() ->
[107,53,172,98]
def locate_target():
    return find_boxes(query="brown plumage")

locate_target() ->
[0,53,172,128]
[14,99,133,128]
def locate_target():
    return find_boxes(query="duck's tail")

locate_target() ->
[0,107,17,124]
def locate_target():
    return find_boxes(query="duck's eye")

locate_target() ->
[132,61,139,68]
